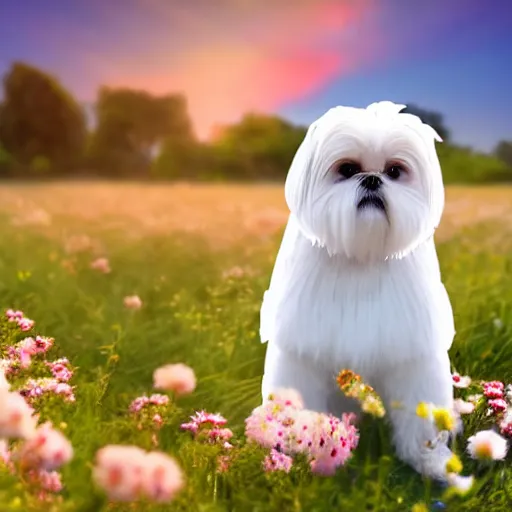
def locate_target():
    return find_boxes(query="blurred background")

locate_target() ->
[0,3,512,509]
[0,0,511,183]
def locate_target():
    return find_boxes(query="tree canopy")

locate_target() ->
[0,62,86,172]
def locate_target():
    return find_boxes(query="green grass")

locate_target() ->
[0,210,511,512]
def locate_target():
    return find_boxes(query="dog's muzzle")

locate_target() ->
[357,174,386,212]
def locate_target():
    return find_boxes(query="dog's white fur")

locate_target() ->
[260,101,457,480]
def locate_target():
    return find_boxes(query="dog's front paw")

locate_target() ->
[413,443,453,483]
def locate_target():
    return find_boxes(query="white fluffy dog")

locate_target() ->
[260,101,457,481]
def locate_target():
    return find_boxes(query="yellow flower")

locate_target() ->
[362,395,386,418]
[445,453,463,474]
[432,407,455,432]
[416,402,431,419]
[411,502,429,512]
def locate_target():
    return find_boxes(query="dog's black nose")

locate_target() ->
[360,174,382,191]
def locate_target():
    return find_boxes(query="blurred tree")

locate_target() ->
[152,140,217,180]
[0,62,86,173]
[402,104,450,142]
[0,144,14,177]
[494,140,512,167]
[208,113,307,180]
[89,88,195,176]
[437,144,510,183]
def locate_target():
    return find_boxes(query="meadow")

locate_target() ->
[1,181,512,511]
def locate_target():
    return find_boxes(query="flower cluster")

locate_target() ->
[245,388,359,476]
[481,380,512,437]
[450,372,512,439]
[21,377,75,403]
[129,393,170,438]
[336,369,385,418]
[6,309,35,332]
[93,445,184,503]
[1,308,75,502]
[411,371,511,498]
[181,411,233,446]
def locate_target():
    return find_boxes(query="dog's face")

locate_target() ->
[285,101,445,262]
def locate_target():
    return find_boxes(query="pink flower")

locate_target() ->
[18,317,35,331]
[0,439,11,465]
[453,399,475,415]
[91,257,111,274]
[208,428,233,442]
[34,336,54,353]
[18,422,73,471]
[500,410,512,437]
[129,396,150,413]
[124,295,142,310]
[20,336,54,355]
[452,373,471,388]
[22,378,75,403]
[53,382,76,402]
[93,446,184,503]
[489,399,508,413]
[153,414,163,428]
[180,421,199,434]
[267,388,304,409]
[0,389,38,439]
[37,470,63,493]
[217,455,230,473]
[141,451,184,503]
[149,394,170,406]
[93,445,146,502]
[6,309,24,321]
[467,429,508,460]
[483,381,505,399]
[180,411,228,434]
[5,310,35,331]
[153,363,196,396]
[46,358,73,382]
[263,448,293,473]
[245,394,359,476]
[129,394,169,415]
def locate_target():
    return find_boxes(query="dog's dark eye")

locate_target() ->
[337,161,362,179]
[385,164,405,180]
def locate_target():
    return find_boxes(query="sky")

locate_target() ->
[0,0,510,152]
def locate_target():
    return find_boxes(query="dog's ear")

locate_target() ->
[284,121,319,214]
[423,125,443,143]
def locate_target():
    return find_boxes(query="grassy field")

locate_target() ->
[0,182,512,511]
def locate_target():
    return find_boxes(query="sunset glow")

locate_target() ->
[0,0,510,149]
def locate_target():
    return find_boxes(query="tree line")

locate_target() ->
[0,61,511,183]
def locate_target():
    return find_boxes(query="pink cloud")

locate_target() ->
[101,0,378,138]
[20,0,379,138]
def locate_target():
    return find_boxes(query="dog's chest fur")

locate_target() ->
[260,217,454,375]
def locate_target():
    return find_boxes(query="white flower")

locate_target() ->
[453,399,475,415]
[447,473,474,494]
[452,372,471,388]
[467,429,508,461]
[493,318,503,330]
